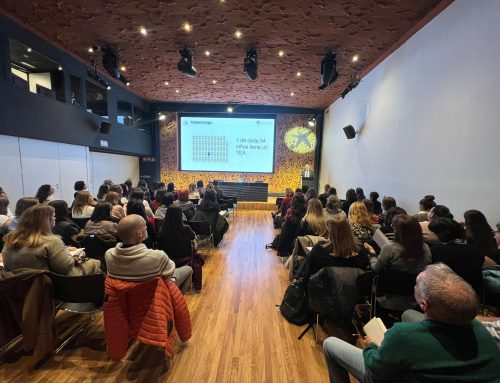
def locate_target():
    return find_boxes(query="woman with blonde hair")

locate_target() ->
[348,201,376,243]
[308,216,370,277]
[2,205,100,275]
[72,191,95,218]
[299,198,328,237]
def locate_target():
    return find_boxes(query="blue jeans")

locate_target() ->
[323,337,373,383]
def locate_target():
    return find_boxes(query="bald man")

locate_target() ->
[105,214,192,293]
[323,263,500,383]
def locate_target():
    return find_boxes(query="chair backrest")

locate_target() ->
[188,220,212,236]
[276,197,284,208]
[189,198,199,205]
[375,269,418,295]
[72,217,90,229]
[49,272,105,305]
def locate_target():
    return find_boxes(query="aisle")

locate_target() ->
[1,210,329,383]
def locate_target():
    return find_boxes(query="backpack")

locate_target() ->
[279,278,312,325]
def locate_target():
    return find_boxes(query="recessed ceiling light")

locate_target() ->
[212,80,217,84]
[175,89,180,93]
[159,114,166,121]
[290,92,295,96]
[234,30,242,39]
[296,71,302,77]
[126,82,130,86]
[26,47,32,53]
[182,22,193,32]
[205,50,211,57]
[58,66,63,71]
[88,47,94,53]
[278,50,285,57]
[352,55,359,62]
[120,65,126,71]
[164,81,169,86]
[107,85,111,90]
[227,105,233,113]
[139,26,148,36]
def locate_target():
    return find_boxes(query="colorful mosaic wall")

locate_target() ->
[159,114,316,194]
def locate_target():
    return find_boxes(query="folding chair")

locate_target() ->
[49,272,105,353]
[187,221,214,255]
[81,235,116,273]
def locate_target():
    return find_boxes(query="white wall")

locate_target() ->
[28,72,52,93]
[320,0,500,225]
[89,151,139,196]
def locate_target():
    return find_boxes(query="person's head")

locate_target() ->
[109,184,123,196]
[73,191,93,213]
[103,179,113,186]
[384,206,407,228]
[325,194,341,212]
[301,185,309,194]
[130,188,145,201]
[163,205,185,234]
[90,201,113,223]
[189,183,197,193]
[327,187,337,196]
[196,180,204,188]
[178,189,189,202]
[362,199,374,215]
[137,179,147,189]
[369,191,379,202]
[97,184,110,199]
[419,195,436,211]
[428,217,465,243]
[415,263,479,325]
[35,184,54,203]
[323,184,331,193]
[120,183,129,197]
[303,198,327,235]
[125,178,133,188]
[105,191,121,206]
[393,215,424,259]
[0,196,9,215]
[206,182,215,190]
[345,189,357,203]
[285,188,294,197]
[428,204,453,222]
[464,209,496,254]
[0,187,6,197]
[305,188,317,201]
[327,216,359,258]
[288,192,307,221]
[355,187,365,200]
[74,180,86,192]
[159,192,174,207]
[117,214,147,245]
[167,182,175,192]
[157,182,166,190]
[203,189,217,203]
[126,199,147,220]
[3,205,55,250]
[382,196,396,212]
[213,180,219,186]
[348,202,372,229]
[15,198,38,217]
[154,190,166,202]
[48,200,70,222]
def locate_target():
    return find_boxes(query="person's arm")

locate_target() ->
[157,250,176,278]
[370,244,392,272]
[46,237,76,275]
[184,225,196,240]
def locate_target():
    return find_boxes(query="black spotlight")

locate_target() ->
[340,73,361,99]
[177,48,197,78]
[318,52,339,91]
[119,74,130,86]
[100,47,121,79]
[87,68,110,89]
[243,48,258,81]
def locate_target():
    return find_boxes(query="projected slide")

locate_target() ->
[179,116,275,173]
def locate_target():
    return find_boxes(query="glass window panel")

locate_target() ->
[133,107,151,133]
[85,80,108,118]
[70,74,82,107]
[117,100,133,125]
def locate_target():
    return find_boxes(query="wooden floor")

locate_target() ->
[1,210,331,382]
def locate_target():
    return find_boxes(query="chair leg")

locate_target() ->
[298,322,314,340]
[55,314,95,354]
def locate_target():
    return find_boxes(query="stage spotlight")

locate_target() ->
[318,52,339,91]
[87,68,110,89]
[243,48,258,81]
[101,47,120,79]
[307,118,316,127]
[227,104,233,113]
[340,73,361,99]
[177,48,197,78]
[119,74,130,86]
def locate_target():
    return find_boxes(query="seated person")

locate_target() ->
[323,263,500,383]
[420,204,453,245]
[105,191,126,220]
[35,184,55,204]
[317,184,331,207]
[413,195,436,222]
[84,201,118,237]
[5,197,39,232]
[464,209,498,260]
[174,190,195,220]
[192,189,226,247]
[158,206,197,263]
[2,205,100,275]
[277,193,307,257]
[0,196,12,232]
[348,202,376,243]
[188,183,200,200]
[378,206,407,242]
[213,180,224,199]
[126,200,156,249]
[154,192,176,220]
[369,191,382,216]
[299,198,328,237]
[362,199,379,224]
[377,196,396,225]
[125,188,154,218]
[323,194,346,222]
[105,214,193,293]
[72,191,95,218]
[49,200,80,245]
[429,217,484,296]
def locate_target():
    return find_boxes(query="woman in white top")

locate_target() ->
[72,191,95,218]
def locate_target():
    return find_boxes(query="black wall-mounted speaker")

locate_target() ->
[343,125,356,139]
[100,121,112,134]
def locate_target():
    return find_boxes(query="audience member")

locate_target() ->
[277,192,307,257]
[305,188,318,202]
[365,214,431,311]
[2,205,100,275]
[0,196,11,232]
[323,264,500,383]
[420,204,453,244]
[105,214,192,293]
[379,206,407,241]
[318,184,331,207]
[153,182,166,199]
[103,179,113,187]
[5,197,39,232]
[369,191,382,215]
[196,180,206,197]
[154,192,175,220]
[429,217,484,295]
[72,191,95,218]
[96,184,110,201]
[174,189,195,220]
[188,183,200,199]
[323,195,346,221]
[348,202,376,243]
[119,183,130,203]
[158,206,197,262]
[378,196,396,224]
[151,190,165,212]
[341,189,357,215]
[74,180,86,192]
[299,198,328,237]
[213,180,224,199]
[362,199,379,224]
[464,209,497,258]
[35,184,55,204]
[127,188,154,218]
[413,195,436,222]
[193,189,228,246]
[278,188,294,216]
[49,200,80,246]
[126,200,155,248]
[355,187,366,202]
[84,201,118,237]
[308,216,370,277]
[105,191,125,219]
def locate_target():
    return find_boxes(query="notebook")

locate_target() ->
[363,317,387,346]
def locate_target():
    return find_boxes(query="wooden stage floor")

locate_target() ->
[1,210,333,383]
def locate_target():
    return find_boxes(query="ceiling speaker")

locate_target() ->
[100,121,112,134]
[343,125,356,139]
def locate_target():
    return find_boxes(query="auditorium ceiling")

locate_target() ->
[0,0,448,109]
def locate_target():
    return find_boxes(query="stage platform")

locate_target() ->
[236,196,280,211]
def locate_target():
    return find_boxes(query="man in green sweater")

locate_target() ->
[323,263,500,382]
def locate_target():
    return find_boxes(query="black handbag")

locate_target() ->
[279,278,311,325]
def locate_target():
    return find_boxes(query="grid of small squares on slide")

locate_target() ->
[192,136,229,163]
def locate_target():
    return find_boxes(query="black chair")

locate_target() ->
[187,221,214,255]
[81,235,116,273]
[72,217,90,230]
[189,198,199,205]
[49,272,105,353]
[275,197,284,208]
